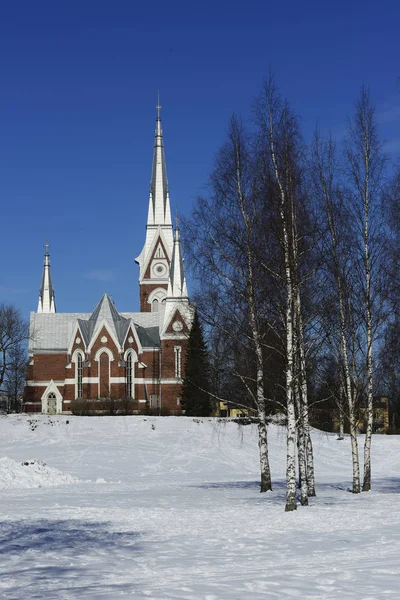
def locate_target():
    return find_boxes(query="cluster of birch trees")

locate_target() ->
[184,76,399,511]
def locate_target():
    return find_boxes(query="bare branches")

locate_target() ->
[0,304,29,393]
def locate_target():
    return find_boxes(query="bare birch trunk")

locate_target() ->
[338,409,345,440]
[363,257,373,491]
[346,86,384,492]
[337,374,345,440]
[315,133,361,493]
[267,97,297,512]
[294,378,308,505]
[295,288,315,496]
[258,411,272,492]
[235,142,272,493]
[361,125,373,492]
[285,287,297,511]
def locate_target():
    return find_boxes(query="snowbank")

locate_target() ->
[0,456,79,489]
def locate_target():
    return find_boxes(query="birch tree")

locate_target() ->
[255,76,315,511]
[185,116,273,492]
[346,86,386,492]
[312,132,361,493]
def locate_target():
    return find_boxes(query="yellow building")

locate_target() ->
[217,401,249,419]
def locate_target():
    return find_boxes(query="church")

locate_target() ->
[23,109,193,414]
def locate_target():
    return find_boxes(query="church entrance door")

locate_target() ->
[47,393,57,414]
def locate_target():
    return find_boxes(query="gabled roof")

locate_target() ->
[85,293,131,349]
[29,295,162,354]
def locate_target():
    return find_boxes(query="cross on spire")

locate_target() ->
[156,91,162,119]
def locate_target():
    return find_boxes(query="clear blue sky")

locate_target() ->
[1,0,399,318]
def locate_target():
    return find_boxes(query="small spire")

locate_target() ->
[37,241,56,313]
[167,225,187,299]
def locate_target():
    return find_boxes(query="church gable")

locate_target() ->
[164,308,190,336]
[122,324,143,356]
[143,233,171,280]
[89,325,120,359]
[67,321,87,356]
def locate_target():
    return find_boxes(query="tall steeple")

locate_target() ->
[147,95,172,227]
[135,99,174,311]
[37,242,56,313]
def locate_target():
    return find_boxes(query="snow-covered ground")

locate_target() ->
[0,415,399,599]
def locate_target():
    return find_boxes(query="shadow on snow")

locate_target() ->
[0,519,145,597]
[192,476,400,504]
[0,518,143,556]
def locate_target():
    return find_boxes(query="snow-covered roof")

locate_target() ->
[29,294,161,353]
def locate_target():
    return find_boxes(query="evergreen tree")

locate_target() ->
[181,311,212,416]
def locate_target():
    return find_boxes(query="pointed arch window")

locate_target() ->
[152,299,159,313]
[126,352,134,398]
[75,352,84,399]
[174,346,182,379]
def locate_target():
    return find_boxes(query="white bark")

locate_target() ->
[268,103,297,512]
[315,135,361,493]
[235,140,272,493]
[295,287,315,496]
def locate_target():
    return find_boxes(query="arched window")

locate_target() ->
[76,353,83,399]
[174,346,182,379]
[99,352,110,398]
[148,288,167,311]
[126,352,134,398]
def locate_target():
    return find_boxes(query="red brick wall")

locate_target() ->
[31,354,66,381]
[161,340,188,378]
[161,384,183,413]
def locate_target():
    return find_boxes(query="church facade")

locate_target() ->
[23,110,193,414]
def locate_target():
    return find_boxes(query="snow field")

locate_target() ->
[0,414,399,599]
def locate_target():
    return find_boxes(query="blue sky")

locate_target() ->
[1,0,399,318]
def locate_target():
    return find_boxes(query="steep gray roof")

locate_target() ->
[29,293,161,353]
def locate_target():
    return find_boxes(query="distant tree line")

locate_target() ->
[183,74,400,510]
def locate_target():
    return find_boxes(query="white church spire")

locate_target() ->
[135,99,174,295]
[147,96,172,227]
[37,242,56,313]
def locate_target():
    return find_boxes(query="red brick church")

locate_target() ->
[24,109,193,414]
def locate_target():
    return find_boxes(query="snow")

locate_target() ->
[0,415,399,599]
[0,457,79,490]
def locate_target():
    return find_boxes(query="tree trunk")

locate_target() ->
[295,289,315,497]
[349,412,361,493]
[295,380,308,505]
[258,413,272,492]
[338,410,345,440]
[362,208,373,491]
